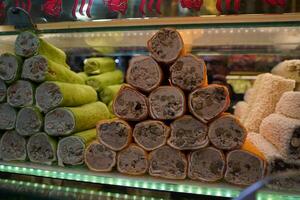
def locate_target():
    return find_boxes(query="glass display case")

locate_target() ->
[0,1,300,200]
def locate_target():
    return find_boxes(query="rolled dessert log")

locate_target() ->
[27,132,57,165]
[224,149,265,186]
[21,55,84,84]
[7,80,34,107]
[147,28,184,64]
[170,54,207,91]
[167,115,208,150]
[36,81,97,113]
[149,145,187,180]
[97,119,132,151]
[84,57,116,75]
[99,84,122,105]
[275,91,300,120]
[86,70,123,91]
[0,130,27,161]
[188,84,230,123]
[84,141,116,172]
[15,31,69,68]
[113,85,148,121]
[0,79,6,102]
[148,86,185,120]
[208,114,247,150]
[16,106,43,136]
[188,147,226,182]
[45,102,110,136]
[271,60,300,85]
[57,129,96,166]
[234,101,249,121]
[77,72,89,82]
[133,120,170,151]
[244,88,255,104]
[260,113,300,160]
[0,103,17,130]
[126,56,163,93]
[117,144,148,175]
[243,73,295,132]
[0,53,22,83]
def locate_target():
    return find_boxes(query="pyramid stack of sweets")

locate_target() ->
[0,31,123,166]
[85,28,267,186]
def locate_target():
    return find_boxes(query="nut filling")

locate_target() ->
[188,147,225,182]
[0,130,26,161]
[149,86,185,120]
[117,145,148,175]
[16,107,43,136]
[189,85,230,123]
[15,31,39,57]
[148,28,183,64]
[208,115,247,150]
[133,120,169,151]
[170,55,207,91]
[113,86,148,121]
[225,150,265,186]
[97,120,131,151]
[27,132,55,164]
[7,80,34,107]
[85,142,116,172]
[168,115,208,150]
[126,56,162,92]
[44,108,75,136]
[21,55,48,82]
[289,127,300,159]
[57,136,85,166]
[0,54,19,82]
[36,82,63,112]
[149,145,187,179]
[0,103,17,130]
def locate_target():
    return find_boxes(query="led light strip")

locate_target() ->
[0,163,299,199]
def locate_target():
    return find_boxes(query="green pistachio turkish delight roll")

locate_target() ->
[7,80,35,108]
[0,53,22,83]
[57,128,96,166]
[16,106,43,136]
[21,55,84,84]
[0,103,17,130]
[99,84,122,105]
[84,57,116,75]
[0,79,7,102]
[0,130,26,161]
[27,132,57,165]
[77,72,89,82]
[36,81,97,112]
[86,70,123,91]
[45,102,110,136]
[15,31,69,68]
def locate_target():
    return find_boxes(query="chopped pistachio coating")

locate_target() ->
[99,84,122,105]
[86,70,123,91]
[84,57,116,75]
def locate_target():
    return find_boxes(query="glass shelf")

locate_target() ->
[0,161,299,200]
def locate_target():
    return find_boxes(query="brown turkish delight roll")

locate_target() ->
[7,80,34,107]
[117,144,148,175]
[208,114,247,150]
[27,132,57,165]
[167,115,208,150]
[0,79,7,102]
[0,103,17,130]
[149,145,187,179]
[0,130,26,161]
[97,119,132,151]
[126,56,163,93]
[149,86,185,120]
[188,147,225,182]
[133,120,170,151]
[148,28,184,64]
[260,114,300,160]
[224,150,265,186]
[170,55,207,91]
[113,85,148,121]
[85,141,116,172]
[188,84,230,123]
